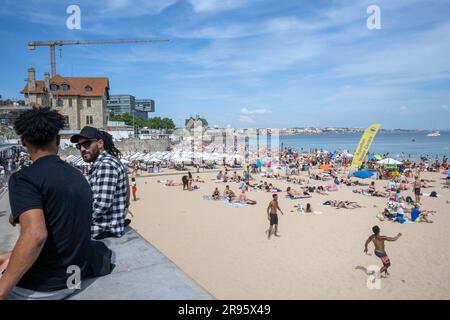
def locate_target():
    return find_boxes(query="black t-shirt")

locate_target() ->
[8,154,93,291]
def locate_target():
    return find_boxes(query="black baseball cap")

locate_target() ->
[70,126,103,143]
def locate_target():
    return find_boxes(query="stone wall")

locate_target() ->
[59,138,171,158]
[115,138,171,153]
[55,96,107,130]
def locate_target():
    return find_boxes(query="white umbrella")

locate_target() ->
[345,153,354,158]
[377,158,402,165]
[178,157,192,163]
[147,157,162,163]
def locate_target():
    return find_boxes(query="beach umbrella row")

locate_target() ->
[65,155,89,167]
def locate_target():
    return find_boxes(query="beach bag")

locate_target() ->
[430,191,437,197]
[308,186,315,193]
[405,196,414,204]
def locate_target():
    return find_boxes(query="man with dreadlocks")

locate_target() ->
[0,107,92,300]
[71,126,129,240]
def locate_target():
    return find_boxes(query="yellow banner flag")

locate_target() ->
[351,123,381,168]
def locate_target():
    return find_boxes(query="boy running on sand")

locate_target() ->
[364,226,402,277]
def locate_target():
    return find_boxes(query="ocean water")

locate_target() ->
[278,131,450,160]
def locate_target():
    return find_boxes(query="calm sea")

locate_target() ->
[278,131,450,160]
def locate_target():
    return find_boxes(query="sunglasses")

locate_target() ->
[75,139,97,150]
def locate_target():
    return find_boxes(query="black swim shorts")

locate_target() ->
[270,213,278,226]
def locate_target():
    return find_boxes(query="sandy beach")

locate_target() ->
[128,168,450,299]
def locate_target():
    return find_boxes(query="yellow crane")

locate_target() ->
[28,38,169,77]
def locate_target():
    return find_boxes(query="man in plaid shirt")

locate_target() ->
[71,126,129,240]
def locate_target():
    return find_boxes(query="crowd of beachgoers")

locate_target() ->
[2,145,449,223]
[151,147,449,225]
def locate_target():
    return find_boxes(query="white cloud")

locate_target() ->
[240,108,271,115]
[400,106,409,112]
[97,0,178,17]
[442,105,449,111]
[188,0,252,13]
[6,0,177,25]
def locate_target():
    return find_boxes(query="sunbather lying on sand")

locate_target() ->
[286,187,309,197]
[266,183,282,193]
[323,200,364,209]
[195,176,205,183]
[324,184,338,192]
[369,182,389,197]
[294,203,321,214]
[410,204,434,223]
[316,186,328,195]
[288,176,309,185]
[233,189,257,205]
[158,179,183,186]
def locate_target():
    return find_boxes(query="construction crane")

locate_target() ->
[28,38,170,77]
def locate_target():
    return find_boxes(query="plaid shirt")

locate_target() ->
[89,151,128,238]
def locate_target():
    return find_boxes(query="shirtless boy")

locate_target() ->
[266,194,284,239]
[364,226,402,277]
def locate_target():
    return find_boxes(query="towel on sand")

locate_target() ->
[285,195,312,200]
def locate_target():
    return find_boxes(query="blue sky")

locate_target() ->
[0,0,449,129]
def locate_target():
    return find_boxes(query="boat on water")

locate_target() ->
[427,131,440,137]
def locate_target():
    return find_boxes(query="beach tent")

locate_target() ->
[368,155,375,160]
[353,171,374,179]
[374,154,382,160]
[377,158,402,165]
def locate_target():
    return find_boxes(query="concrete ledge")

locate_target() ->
[1,193,213,300]
[69,228,214,300]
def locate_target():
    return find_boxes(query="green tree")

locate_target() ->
[109,112,176,130]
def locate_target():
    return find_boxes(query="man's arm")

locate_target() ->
[124,171,131,209]
[364,235,374,253]
[0,252,11,272]
[0,209,47,300]
[384,233,402,241]
[277,204,284,215]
